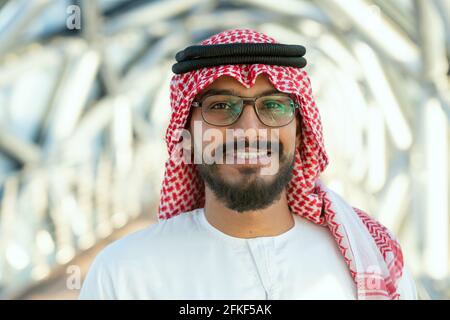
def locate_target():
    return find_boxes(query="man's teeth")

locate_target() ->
[235,151,268,159]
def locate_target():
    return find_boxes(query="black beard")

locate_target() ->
[197,148,295,213]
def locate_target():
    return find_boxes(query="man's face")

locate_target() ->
[188,73,302,212]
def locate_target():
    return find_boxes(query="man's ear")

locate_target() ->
[295,115,302,147]
[185,110,193,133]
[184,111,195,161]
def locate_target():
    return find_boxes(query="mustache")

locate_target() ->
[218,139,282,155]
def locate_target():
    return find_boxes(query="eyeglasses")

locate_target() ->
[191,94,300,127]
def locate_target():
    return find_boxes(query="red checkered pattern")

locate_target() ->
[158,28,404,299]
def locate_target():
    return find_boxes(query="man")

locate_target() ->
[79,28,417,299]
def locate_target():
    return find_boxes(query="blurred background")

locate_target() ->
[0,0,449,300]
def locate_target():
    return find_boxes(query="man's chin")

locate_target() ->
[215,164,278,184]
[196,153,295,212]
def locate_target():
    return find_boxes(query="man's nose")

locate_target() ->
[233,102,264,129]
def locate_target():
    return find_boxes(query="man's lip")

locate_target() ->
[222,150,272,166]
[224,148,272,155]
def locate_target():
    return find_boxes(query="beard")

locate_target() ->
[196,141,295,213]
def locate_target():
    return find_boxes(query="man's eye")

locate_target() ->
[265,101,285,110]
[210,103,232,110]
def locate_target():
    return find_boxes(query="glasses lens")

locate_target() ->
[256,95,295,126]
[201,95,242,126]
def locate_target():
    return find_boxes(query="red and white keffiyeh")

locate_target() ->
[158,28,404,299]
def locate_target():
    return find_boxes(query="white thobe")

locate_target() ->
[79,208,417,299]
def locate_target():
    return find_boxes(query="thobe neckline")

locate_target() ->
[198,208,300,244]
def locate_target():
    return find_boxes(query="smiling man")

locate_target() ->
[79,29,417,300]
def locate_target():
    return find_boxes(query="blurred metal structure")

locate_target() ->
[0,0,449,299]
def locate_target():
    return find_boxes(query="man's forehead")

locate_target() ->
[196,74,277,97]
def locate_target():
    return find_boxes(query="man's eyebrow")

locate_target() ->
[197,88,286,100]
[198,89,235,99]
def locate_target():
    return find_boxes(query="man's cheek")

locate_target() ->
[203,141,223,164]
[197,126,224,164]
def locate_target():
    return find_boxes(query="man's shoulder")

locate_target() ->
[96,208,203,264]
[80,209,204,299]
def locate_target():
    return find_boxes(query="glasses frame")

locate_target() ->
[191,93,301,127]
